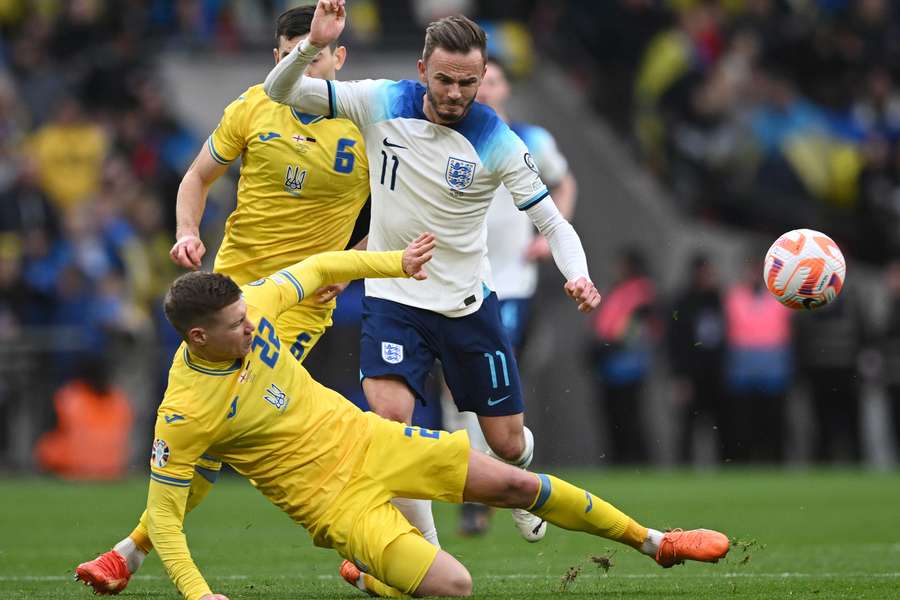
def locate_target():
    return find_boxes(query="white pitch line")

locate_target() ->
[4,572,899,582]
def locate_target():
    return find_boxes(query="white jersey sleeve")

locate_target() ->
[511,123,569,188]
[481,121,550,211]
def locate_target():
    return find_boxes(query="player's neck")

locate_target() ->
[188,344,237,365]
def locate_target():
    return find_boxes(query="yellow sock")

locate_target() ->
[361,573,404,598]
[129,512,154,554]
[528,474,648,550]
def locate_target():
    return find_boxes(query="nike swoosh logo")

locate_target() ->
[382,137,408,149]
[487,395,511,407]
[259,132,281,141]
[164,414,185,424]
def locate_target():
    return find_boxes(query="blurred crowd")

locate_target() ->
[3,0,900,475]
[587,246,900,466]
[545,0,900,263]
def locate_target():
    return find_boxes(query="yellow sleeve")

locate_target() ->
[207,89,252,165]
[242,250,405,319]
[145,413,214,600]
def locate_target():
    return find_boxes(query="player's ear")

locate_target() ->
[333,45,347,71]
[417,59,427,84]
[187,326,207,346]
[273,47,280,64]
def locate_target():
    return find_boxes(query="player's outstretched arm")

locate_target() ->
[264,1,345,114]
[252,234,435,319]
[170,147,229,270]
[524,199,600,313]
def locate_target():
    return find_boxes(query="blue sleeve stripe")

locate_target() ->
[277,270,305,302]
[326,80,336,119]
[530,474,552,511]
[200,452,220,462]
[207,136,233,165]
[517,188,550,211]
[150,472,193,487]
[194,464,220,483]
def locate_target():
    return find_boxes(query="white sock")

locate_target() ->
[488,426,534,469]
[640,528,664,557]
[391,497,440,548]
[113,537,146,574]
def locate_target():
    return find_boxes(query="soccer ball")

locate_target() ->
[763,229,846,310]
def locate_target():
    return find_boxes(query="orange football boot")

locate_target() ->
[655,528,730,568]
[74,550,131,595]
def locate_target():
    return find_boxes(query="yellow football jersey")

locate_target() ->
[145,250,406,600]
[209,84,370,287]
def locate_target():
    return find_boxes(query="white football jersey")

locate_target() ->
[327,79,549,317]
[486,122,569,300]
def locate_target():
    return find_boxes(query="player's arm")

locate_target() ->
[170,148,230,270]
[263,1,383,126]
[246,234,434,318]
[491,126,599,312]
[145,418,216,600]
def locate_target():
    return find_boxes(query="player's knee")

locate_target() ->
[442,568,472,597]
[373,403,412,424]
[507,468,539,507]
[488,434,525,463]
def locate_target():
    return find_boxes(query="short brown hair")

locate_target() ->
[275,5,337,49]
[423,15,487,63]
[164,271,242,337]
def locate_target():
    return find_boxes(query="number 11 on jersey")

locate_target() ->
[380,150,399,190]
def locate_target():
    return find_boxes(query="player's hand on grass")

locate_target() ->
[308,0,346,48]
[314,281,349,303]
[199,594,229,600]
[564,277,601,313]
[170,234,205,270]
[403,232,436,280]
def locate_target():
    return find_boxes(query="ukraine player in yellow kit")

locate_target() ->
[75,5,371,595]
[125,237,727,600]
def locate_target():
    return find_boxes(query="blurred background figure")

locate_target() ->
[876,260,900,461]
[666,253,726,465]
[722,256,792,463]
[34,357,133,480]
[589,247,659,465]
[794,285,866,463]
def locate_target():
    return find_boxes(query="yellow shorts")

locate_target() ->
[319,419,470,593]
[273,300,334,363]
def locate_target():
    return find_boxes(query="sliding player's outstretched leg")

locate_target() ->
[464,451,730,567]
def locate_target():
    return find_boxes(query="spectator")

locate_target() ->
[794,282,866,462]
[34,356,133,480]
[23,95,109,212]
[589,247,659,464]
[876,260,900,459]
[667,253,726,464]
[722,256,793,463]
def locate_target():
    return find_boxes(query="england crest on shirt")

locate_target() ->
[381,341,404,364]
[446,156,476,190]
[151,438,170,468]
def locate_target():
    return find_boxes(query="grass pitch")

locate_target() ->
[1,469,897,599]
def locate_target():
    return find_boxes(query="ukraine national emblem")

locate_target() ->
[445,156,476,190]
[381,341,404,364]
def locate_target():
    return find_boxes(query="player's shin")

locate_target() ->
[390,498,440,548]
[527,474,661,555]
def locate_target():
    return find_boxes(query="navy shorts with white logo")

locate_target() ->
[360,292,525,417]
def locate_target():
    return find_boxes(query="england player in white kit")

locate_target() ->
[264,0,600,545]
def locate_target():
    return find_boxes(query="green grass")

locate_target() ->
[1,470,898,599]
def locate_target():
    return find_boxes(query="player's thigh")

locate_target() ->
[359,296,437,405]
[362,376,416,423]
[462,449,538,509]
[365,419,469,503]
[275,303,334,363]
[344,502,439,596]
[442,294,525,417]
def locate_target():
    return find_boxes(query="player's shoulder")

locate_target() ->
[509,121,553,148]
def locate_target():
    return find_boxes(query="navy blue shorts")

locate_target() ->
[360,293,524,416]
